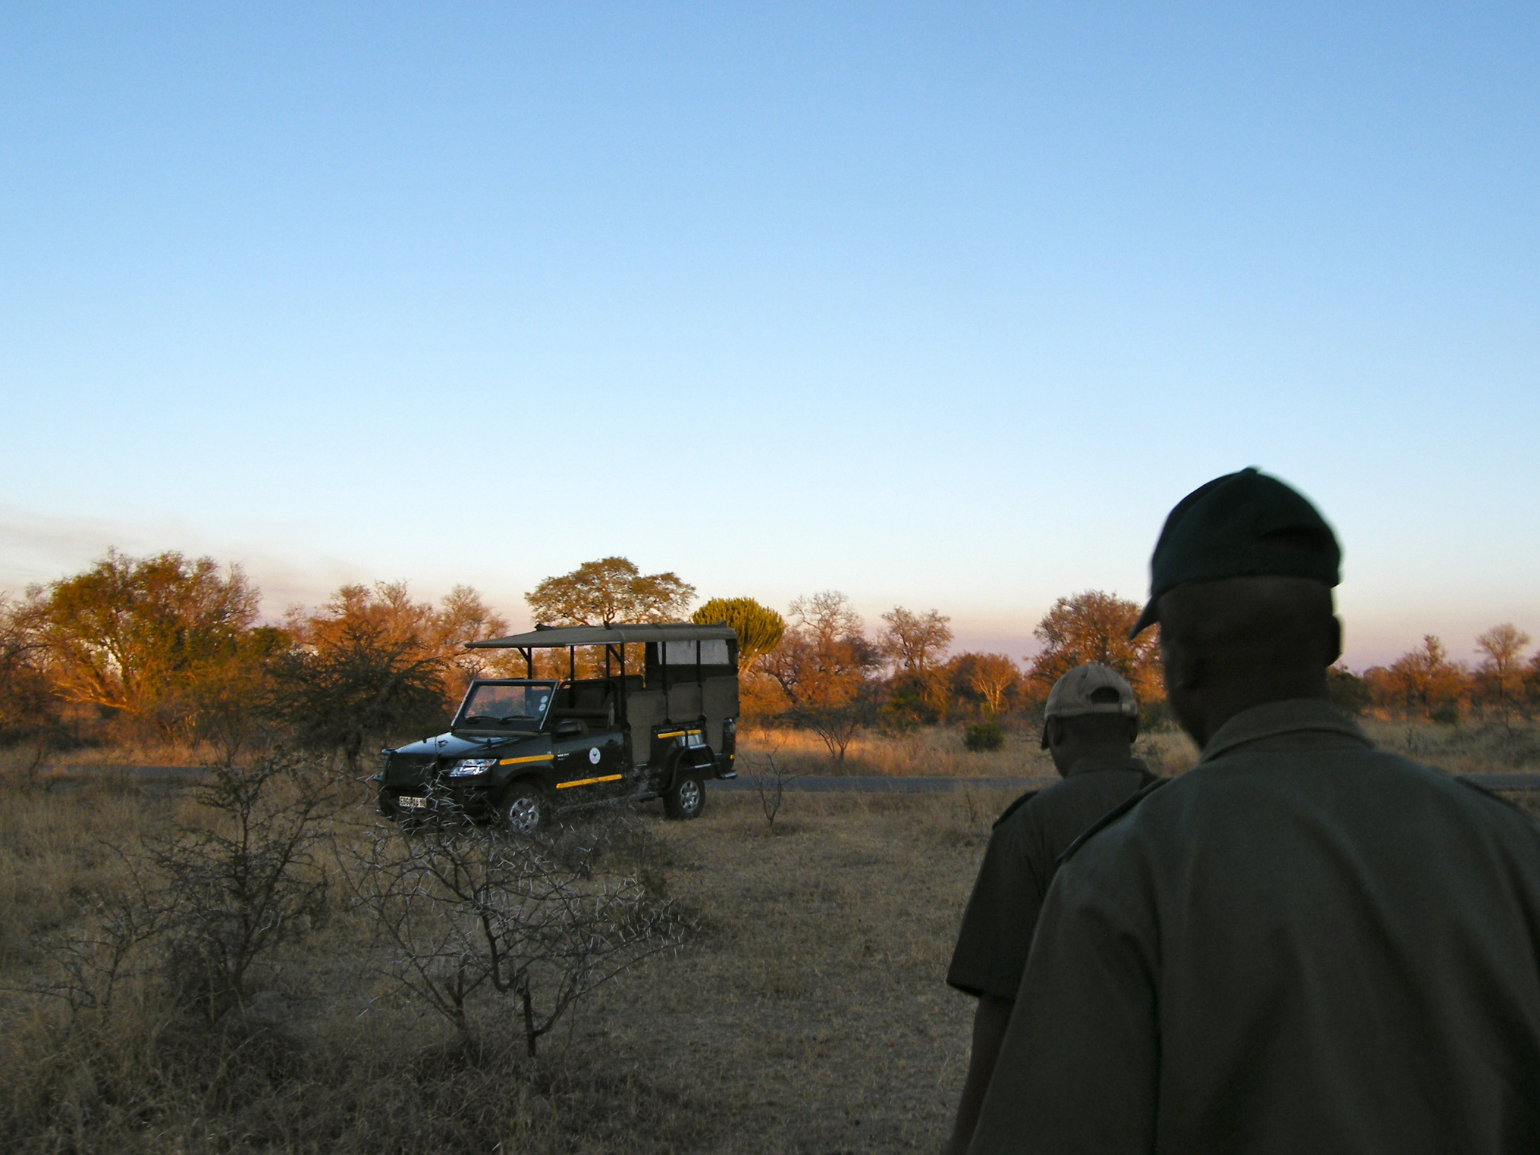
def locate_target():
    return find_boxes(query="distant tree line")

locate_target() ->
[2,551,1533,767]
[0,551,521,769]
[1329,624,1539,727]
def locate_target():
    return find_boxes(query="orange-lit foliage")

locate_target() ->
[764,592,880,710]
[22,550,261,732]
[1382,635,1467,719]
[525,557,694,627]
[949,652,1021,716]
[1028,590,1162,705]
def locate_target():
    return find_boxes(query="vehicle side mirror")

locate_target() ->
[555,719,583,737]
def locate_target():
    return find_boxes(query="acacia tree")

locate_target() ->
[526,557,694,626]
[269,624,446,773]
[880,607,955,723]
[0,596,64,753]
[765,592,878,709]
[431,585,514,690]
[1387,635,1467,719]
[25,550,260,731]
[880,607,953,675]
[1475,624,1530,727]
[1028,590,1162,703]
[949,652,1019,716]
[272,582,504,770]
[763,592,880,761]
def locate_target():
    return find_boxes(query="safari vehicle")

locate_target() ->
[376,622,739,832]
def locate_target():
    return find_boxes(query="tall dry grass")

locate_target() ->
[0,739,222,772]
[1360,716,1540,776]
[735,716,1540,781]
[738,721,1201,779]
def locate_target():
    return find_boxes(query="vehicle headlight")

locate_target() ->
[448,758,497,778]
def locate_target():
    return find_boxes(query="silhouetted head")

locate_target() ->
[1041,663,1140,776]
[1157,576,1341,747]
[1130,469,1343,748]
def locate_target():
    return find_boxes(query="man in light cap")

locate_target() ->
[970,468,1540,1154]
[943,663,1159,1155]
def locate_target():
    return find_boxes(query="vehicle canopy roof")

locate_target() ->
[467,622,736,649]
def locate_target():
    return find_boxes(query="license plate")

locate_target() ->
[397,795,428,810]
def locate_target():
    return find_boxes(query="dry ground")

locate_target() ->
[0,772,1018,1154]
[564,787,1020,1154]
[3,716,1537,1153]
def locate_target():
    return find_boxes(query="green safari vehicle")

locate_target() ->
[376,622,739,832]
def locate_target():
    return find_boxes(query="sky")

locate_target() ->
[2,2,1537,669]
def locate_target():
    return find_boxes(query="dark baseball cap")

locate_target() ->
[1128,467,1340,638]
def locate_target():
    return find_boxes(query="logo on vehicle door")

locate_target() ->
[588,747,601,765]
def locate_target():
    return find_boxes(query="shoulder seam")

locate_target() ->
[1055,777,1168,866]
[1453,774,1532,817]
[991,787,1041,829]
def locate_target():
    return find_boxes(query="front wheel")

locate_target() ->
[501,781,551,835]
[663,774,706,820]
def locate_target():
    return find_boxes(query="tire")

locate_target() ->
[500,781,551,835]
[663,773,706,821]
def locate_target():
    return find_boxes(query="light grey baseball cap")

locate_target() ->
[1041,663,1138,748]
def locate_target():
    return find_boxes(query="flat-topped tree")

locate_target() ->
[526,557,695,627]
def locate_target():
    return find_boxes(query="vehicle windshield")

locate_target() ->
[457,681,557,728]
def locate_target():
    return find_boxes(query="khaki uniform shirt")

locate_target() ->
[948,756,1155,1001]
[970,699,1540,1155]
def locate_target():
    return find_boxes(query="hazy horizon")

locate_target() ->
[1,500,1527,671]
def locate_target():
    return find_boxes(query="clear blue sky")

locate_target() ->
[2,3,1537,667]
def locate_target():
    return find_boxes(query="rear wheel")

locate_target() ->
[663,773,706,820]
[501,781,550,835]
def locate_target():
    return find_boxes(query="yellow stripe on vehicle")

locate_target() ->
[655,729,701,740]
[499,754,554,765]
[556,774,623,790]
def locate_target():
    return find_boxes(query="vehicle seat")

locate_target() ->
[548,681,616,727]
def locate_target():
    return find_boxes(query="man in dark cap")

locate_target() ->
[944,663,1158,1155]
[969,467,1540,1154]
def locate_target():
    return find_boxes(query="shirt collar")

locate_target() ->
[1198,698,1372,765]
[1065,754,1150,778]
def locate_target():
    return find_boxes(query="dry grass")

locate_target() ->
[2,715,1535,1153]
[0,773,1014,1154]
[559,787,1019,1154]
[1360,716,1540,776]
[735,717,1540,782]
[738,722,1201,780]
[0,739,219,771]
